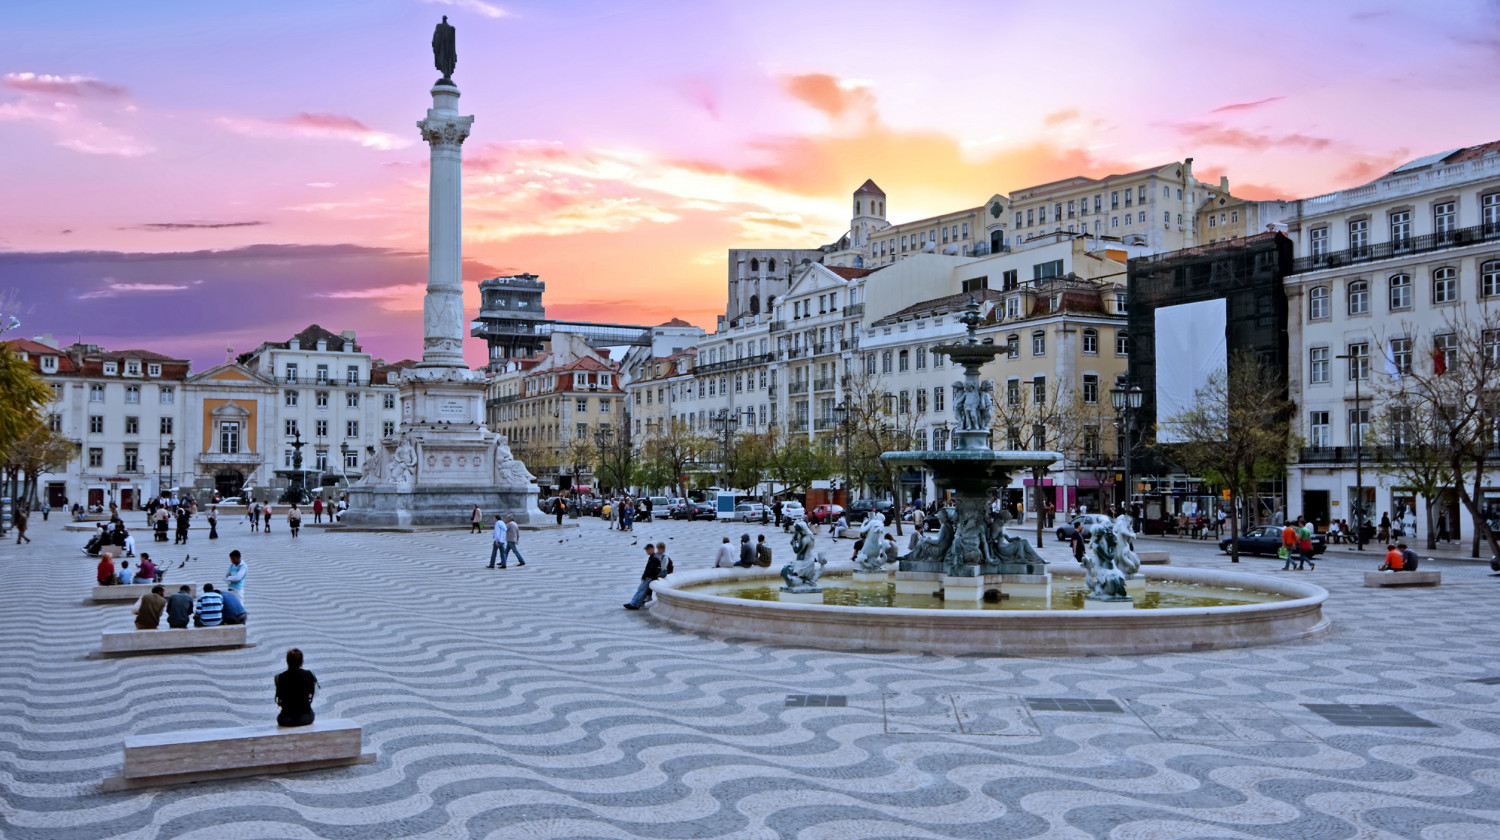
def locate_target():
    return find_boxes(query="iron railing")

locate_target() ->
[1292,222,1500,274]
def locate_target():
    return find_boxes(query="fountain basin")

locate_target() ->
[651,562,1328,656]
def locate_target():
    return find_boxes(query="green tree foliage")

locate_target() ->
[764,430,833,500]
[640,419,709,498]
[0,343,51,463]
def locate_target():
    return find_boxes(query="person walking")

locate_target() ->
[313,497,324,525]
[174,507,190,545]
[288,505,302,538]
[554,497,565,526]
[13,506,29,544]
[621,500,634,532]
[262,502,273,534]
[470,504,483,534]
[1070,530,1086,563]
[503,514,525,567]
[207,506,219,540]
[249,500,260,532]
[1437,511,1450,543]
[488,514,506,569]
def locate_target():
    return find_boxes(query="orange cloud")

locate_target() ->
[782,73,875,121]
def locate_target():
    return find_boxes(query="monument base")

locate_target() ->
[341,484,536,529]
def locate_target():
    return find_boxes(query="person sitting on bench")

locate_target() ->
[221,589,247,625]
[165,585,194,629]
[133,585,167,630]
[194,583,224,627]
[136,553,158,584]
[275,648,319,727]
[1378,544,1407,572]
[96,552,118,585]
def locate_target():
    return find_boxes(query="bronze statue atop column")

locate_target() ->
[432,16,457,85]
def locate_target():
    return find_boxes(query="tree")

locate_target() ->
[594,425,638,495]
[640,419,708,498]
[1371,311,1500,560]
[2,420,73,509]
[726,431,772,495]
[0,343,50,466]
[990,378,1099,548]
[1159,349,1298,563]
[562,436,597,492]
[764,430,833,501]
[1367,389,1455,551]
[842,370,925,536]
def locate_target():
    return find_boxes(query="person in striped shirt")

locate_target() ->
[193,583,224,627]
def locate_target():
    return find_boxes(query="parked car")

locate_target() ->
[664,497,689,517]
[648,496,672,514]
[846,499,896,524]
[218,497,245,508]
[1055,513,1113,542]
[1219,525,1328,557]
[673,500,717,521]
[778,501,805,522]
[809,503,844,524]
[734,503,768,522]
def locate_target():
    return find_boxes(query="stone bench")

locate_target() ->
[1137,551,1170,565]
[100,624,247,655]
[102,718,374,790]
[91,583,196,602]
[1364,570,1441,588]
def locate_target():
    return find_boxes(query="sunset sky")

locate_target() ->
[2,0,1498,369]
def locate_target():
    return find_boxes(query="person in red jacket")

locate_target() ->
[96,552,119,585]
[1378,544,1405,571]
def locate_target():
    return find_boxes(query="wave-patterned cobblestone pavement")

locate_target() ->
[4,516,1500,839]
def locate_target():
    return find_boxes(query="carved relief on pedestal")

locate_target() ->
[418,117,472,150]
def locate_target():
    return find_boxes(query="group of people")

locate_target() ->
[147,497,211,544]
[713,534,773,569]
[604,498,639,531]
[242,500,318,536]
[108,548,249,628]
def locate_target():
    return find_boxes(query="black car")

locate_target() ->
[1219,525,1327,557]
[846,499,896,525]
[1055,514,1113,542]
[672,500,716,521]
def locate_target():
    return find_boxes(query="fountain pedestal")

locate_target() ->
[851,571,888,583]
[777,591,824,604]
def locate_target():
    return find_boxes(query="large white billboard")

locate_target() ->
[1154,298,1227,443]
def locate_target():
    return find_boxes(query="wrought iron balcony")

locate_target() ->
[788,381,809,395]
[790,420,809,432]
[814,377,835,391]
[845,303,865,317]
[770,320,786,332]
[814,417,837,430]
[1292,222,1500,274]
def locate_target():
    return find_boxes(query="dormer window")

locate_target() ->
[103,362,117,375]
[125,360,140,375]
[40,355,57,373]
[599,374,612,387]
[147,363,161,377]
[575,372,587,388]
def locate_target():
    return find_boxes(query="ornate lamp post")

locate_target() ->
[832,402,852,502]
[709,409,739,488]
[1335,352,1367,550]
[1109,376,1143,523]
[166,440,176,494]
[339,441,351,489]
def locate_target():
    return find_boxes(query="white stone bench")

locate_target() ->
[102,718,374,790]
[91,583,196,602]
[1364,570,1441,588]
[100,624,247,654]
[1137,551,1170,565]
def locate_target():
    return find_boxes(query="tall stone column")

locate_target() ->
[416,83,474,368]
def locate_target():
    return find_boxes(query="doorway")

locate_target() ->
[1301,490,1330,529]
[215,469,244,499]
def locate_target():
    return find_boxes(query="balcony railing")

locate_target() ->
[840,337,859,351]
[695,353,772,376]
[788,381,809,395]
[845,303,865,317]
[115,464,143,474]
[770,320,786,332]
[1292,222,1500,274]
[790,420,809,432]
[814,417,836,430]
[814,377,835,391]
[1299,445,1405,464]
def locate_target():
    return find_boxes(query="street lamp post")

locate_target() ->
[1109,376,1143,526]
[166,440,176,496]
[1335,352,1367,550]
[709,409,739,489]
[339,441,351,489]
[832,403,852,503]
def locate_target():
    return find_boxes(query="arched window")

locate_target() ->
[767,295,776,311]
[1031,330,1046,356]
[749,257,759,272]
[1347,279,1369,315]
[1115,329,1129,356]
[1388,274,1412,310]
[855,200,862,215]
[1308,286,1330,320]
[768,258,776,272]
[749,295,760,315]
[1483,260,1500,298]
[1006,334,1019,359]
[1082,328,1098,354]
[1433,267,1458,303]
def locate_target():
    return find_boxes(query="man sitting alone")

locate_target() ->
[194,583,224,627]
[165,585,195,629]
[133,585,168,630]
[221,588,247,625]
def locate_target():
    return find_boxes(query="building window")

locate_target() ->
[1484,192,1500,231]
[1433,267,1458,303]
[1347,342,1369,380]
[89,415,104,433]
[1390,337,1412,375]
[160,386,174,404]
[316,364,329,384]
[1389,274,1412,310]
[285,389,299,407]
[344,450,358,469]
[1031,331,1046,356]
[346,420,359,438]
[934,386,945,412]
[316,419,328,437]
[1111,191,1120,209]
[383,421,395,438]
[1390,210,1412,245]
[285,418,300,437]
[88,447,103,468]
[1483,260,1500,298]
[1309,286,1330,320]
[103,362,117,375]
[1348,279,1369,315]
[1082,329,1098,354]
[159,417,173,435]
[1309,346,1329,383]
[316,391,329,408]
[1435,333,1458,372]
[599,398,610,412]
[881,352,892,374]
[89,384,104,402]
[1032,376,1047,406]
[147,363,161,377]
[915,347,927,370]
[124,416,138,435]
[898,350,909,372]
[159,447,173,468]
[346,366,359,386]
[899,391,911,414]
[1348,218,1370,254]
[285,363,298,383]
[346,392,359,408]
[1082,374,1098,404]
[1348,408,1370,447]
[1115,329,1129,356]
[1006,379,1020,406]
[383,393,396,409]
[1006,334,1019,359]
[916,389,928,413]
[125,385,140,404]
[576,423,588,440]
[1310,411,1330,448]
[220,422,241,454]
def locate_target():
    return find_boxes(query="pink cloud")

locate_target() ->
[217,112,411,150]
[2,72,128,98]
[0,98,153,156]
[1209,96,1286,114]
[1174,122,1334,152]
